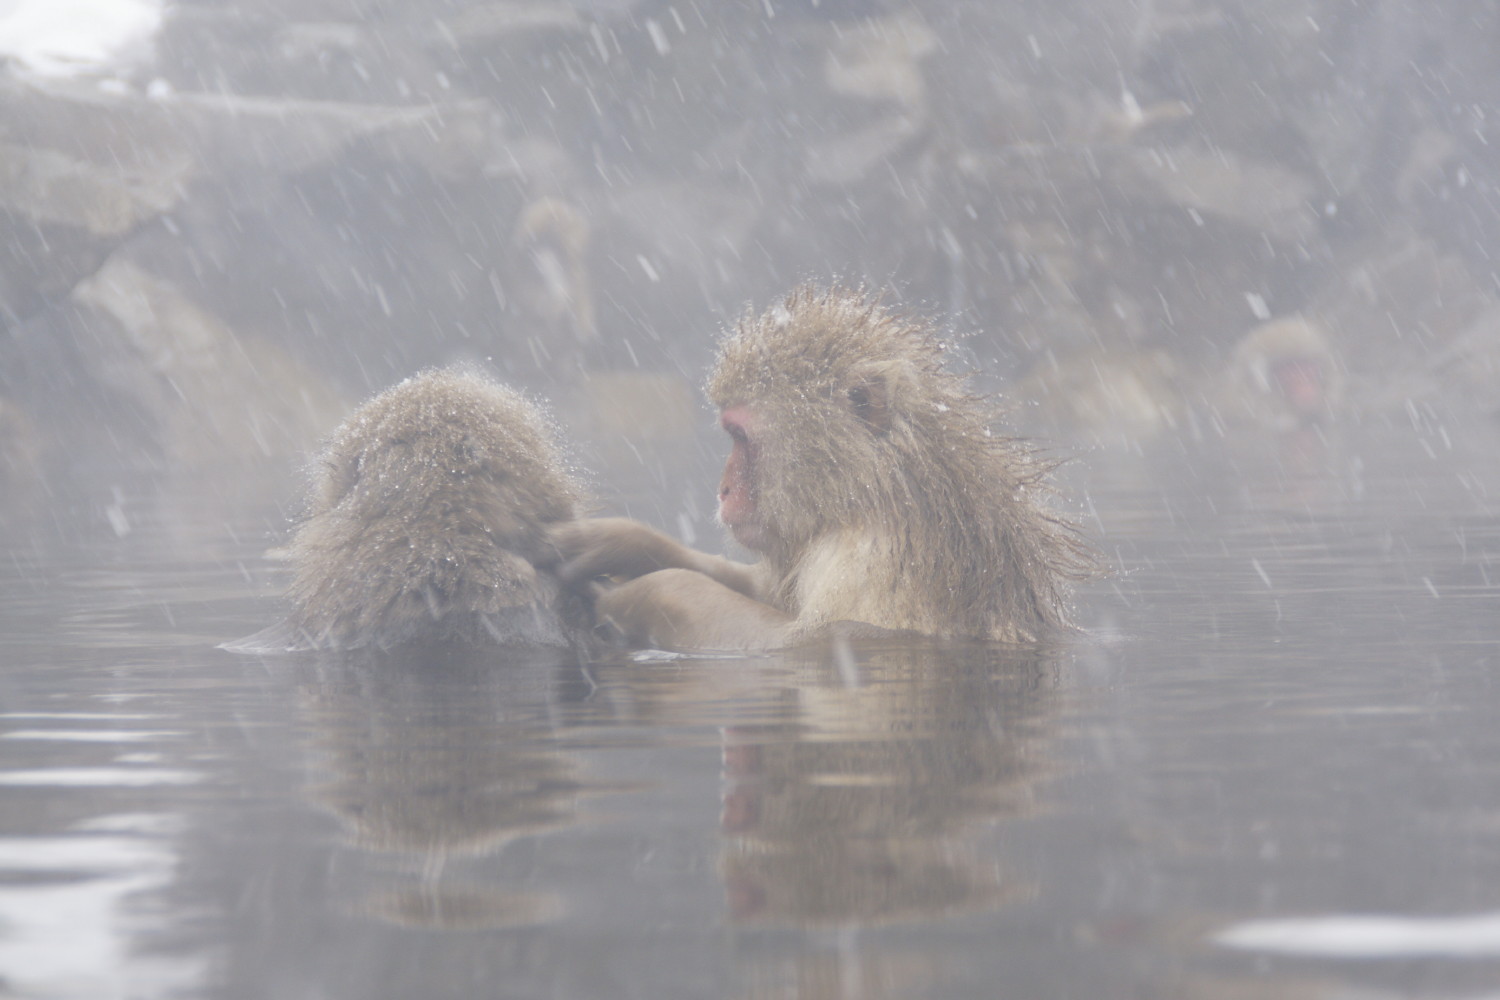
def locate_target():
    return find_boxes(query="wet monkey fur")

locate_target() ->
[228,291,1092,656]
[227,368,586,653]
[554,287,1095,651]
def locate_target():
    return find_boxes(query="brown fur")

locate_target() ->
[709,287,1093,642]
[233,367,586,652]
[555,287,1095,649]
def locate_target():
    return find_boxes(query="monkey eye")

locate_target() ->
[722,411,751,443]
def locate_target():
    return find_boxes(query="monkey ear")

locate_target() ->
[848,376,892,433]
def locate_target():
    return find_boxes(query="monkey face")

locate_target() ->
[1230,317,1342,430]
[1268,357,1328,419]
[717,404,765,551]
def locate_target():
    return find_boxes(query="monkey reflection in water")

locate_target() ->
[226,367,587,653]
[555,287,1096,651]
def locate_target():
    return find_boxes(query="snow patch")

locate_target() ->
[0,0,161,78]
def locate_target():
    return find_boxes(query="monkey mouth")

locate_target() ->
[722,516,766,552]
[1271,357,1326,418]
[718,482,763,550]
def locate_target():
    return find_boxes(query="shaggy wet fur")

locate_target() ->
[708,287,1094,642]
[242,368,584,651]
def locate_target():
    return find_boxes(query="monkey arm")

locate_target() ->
[551,517,761,598]
[595,568,795,651]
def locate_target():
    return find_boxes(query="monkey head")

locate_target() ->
[707,288,984,569]
[286,367,584,649]
[1228,317,1343,431]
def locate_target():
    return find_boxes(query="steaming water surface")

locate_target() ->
[2,420,1499,999]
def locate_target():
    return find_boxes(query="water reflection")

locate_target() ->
[2,414,1500,999]
[716,642,1053,928]
[0,819,203,1000]
[288,646,608,931]
[721,645,1055,999]
[555,638,1064,999]
[0,701,209,1000]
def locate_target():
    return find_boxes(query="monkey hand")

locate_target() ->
[551,517,701,586]
[594,568,795,652]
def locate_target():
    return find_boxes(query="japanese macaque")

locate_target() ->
[511,197,597,355]
[226,368,586,653]
[553,287,1095,651]
[1219,316,1343,431]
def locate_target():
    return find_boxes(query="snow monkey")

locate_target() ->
[1221,316,1343,432]
[553,287,1095,651]
[229,367,586,653]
